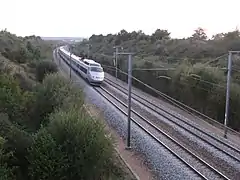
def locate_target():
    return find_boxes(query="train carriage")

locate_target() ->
[58,47,104,86]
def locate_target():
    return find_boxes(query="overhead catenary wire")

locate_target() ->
[75,48,240,135]
[82,51,230,64]
[102,65,226,89]
[102,65,240,136]
[65,46,240,139]
[179,74,226,89]
[103,66,219,92]
[94,52,240,76]
[203,54,228,66]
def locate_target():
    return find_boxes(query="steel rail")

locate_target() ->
[104,77,240,161]
[94,86,230,180]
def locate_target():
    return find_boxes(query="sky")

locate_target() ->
[0,0,239,38]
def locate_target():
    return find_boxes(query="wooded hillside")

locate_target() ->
[73,28,240,131]
[0,30,129,179]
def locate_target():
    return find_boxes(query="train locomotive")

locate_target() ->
[58,46,104,86]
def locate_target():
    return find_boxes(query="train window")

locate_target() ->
[80,66,87,74]
[90,67,103,72]
[90,64,100,67]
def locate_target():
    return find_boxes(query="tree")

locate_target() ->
[35,60,58,82]
[212,33,224,40]
[152,29,171,41]
[0,136,15,180]
[191,27,207,41]
[224,30,240,40]
[28,107,116,179]
[0,74,24,121]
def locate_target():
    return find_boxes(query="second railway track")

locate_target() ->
[94,86,231,180]
[102,77,240,179]
[104,77,240,160]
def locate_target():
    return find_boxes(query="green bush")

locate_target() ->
[0,164,15,180]
[13,72,35,91]
[28,108,116,180]
[0,116,33,178]
[28,73,83,131]
[0,137,15,180]
[0,74,25,121]
[35,60,58,82]
[27,128,64,180]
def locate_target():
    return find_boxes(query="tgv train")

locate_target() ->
[58,46,104,85]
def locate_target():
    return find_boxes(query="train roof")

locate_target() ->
[83,59,101,65]
[83,59,96,63]
[59,46,102,67]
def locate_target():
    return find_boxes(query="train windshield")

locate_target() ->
[90,67,103,72]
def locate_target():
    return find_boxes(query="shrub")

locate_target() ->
[13,72,35,91]
[0,137,15,180]
[28,108,116,180]
[0,164,15,180]
[28,73,83,131]
[35,60,58,82]
[0,116,33,178]
[0,74,24,121]
[27,129,64,180]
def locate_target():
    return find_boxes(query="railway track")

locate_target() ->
[57,50,238,179]
[102,68,240,142]
[104,77,240,163]
[93,86,230,180]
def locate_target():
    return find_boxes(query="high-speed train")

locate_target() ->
[58,46,104,86]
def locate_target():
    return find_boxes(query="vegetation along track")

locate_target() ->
[93,85,230,180]
[104,77,240,162]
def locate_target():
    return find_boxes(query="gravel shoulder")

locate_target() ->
[84,103,155,180]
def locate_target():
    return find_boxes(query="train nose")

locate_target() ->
[91,76,104,81]
[90,73,104,81]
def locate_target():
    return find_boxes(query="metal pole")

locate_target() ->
[224,52,232,138]
[70,52,72,79]
[87,44,90,58]
[115,47,118,80]
[59,52,60,65]
[57,49,60,65]
[88,46,89,58]
[54,49,56,62]
[127,54,132,149]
